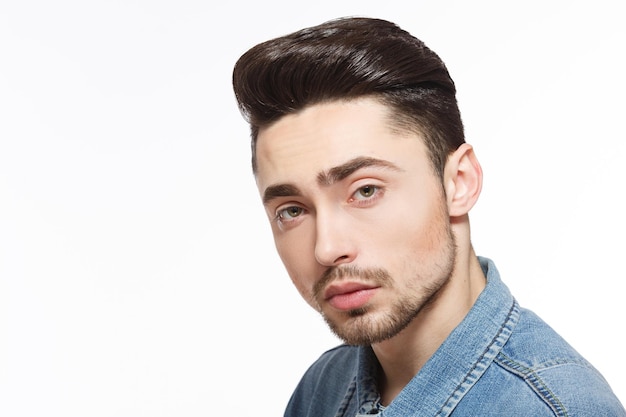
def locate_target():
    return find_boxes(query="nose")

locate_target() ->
[314,209,357,266]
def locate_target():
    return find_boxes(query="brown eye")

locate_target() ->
[356,185,377,199]
[278,206,303,220]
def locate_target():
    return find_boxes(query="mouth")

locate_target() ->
[323,282,380,311]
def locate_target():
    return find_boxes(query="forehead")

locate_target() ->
[254,98,429,190]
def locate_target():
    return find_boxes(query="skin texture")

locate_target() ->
[255,98,487,404]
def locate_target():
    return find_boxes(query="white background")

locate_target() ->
[1,1,624,415]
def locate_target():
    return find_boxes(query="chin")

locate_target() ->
[324,306,416,346]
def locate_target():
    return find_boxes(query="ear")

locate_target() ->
[443,143,483,217]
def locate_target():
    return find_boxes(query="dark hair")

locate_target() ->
[232,17,465,177]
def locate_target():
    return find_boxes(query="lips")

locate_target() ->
[324,282,379,311]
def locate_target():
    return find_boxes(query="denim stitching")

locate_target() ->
[495,352,569,417]
[435,299,519,416]
[335,376,357,417]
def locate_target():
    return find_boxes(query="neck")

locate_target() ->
[372,247,486,405]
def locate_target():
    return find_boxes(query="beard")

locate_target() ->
[313,221,457,346]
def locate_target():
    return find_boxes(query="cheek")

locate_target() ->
[273,230,319,304]
[373,194,447,254]
[406,200,451,256]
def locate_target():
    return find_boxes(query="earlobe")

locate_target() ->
[444,143,483,217]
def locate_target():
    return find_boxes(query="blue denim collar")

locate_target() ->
[354,257,519,417]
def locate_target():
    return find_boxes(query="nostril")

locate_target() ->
[332,254,352,265]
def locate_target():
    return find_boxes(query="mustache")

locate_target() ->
[313,265,392,299]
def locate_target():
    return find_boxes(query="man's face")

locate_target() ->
[255,98,456,345]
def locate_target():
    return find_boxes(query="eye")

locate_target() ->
[277,206,304,221]
[352,184,379,200]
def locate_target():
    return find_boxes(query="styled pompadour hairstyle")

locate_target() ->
[232,17,465,177]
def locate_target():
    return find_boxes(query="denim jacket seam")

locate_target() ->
[335,375,357,417]
[495,351,569,417]
[434,299,519,417]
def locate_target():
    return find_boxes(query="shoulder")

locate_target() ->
[488,307,626,416]
[284,345,359,417]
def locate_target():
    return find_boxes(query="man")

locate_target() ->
[232,17,625,416]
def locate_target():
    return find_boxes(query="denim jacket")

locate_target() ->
[284,258,626,416]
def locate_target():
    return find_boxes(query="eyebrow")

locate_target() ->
[262,156,402,205]
[317,156,402,186]
[262,183,303,204]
